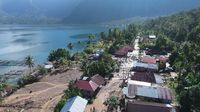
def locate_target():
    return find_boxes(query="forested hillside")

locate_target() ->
[144,8,200,42]
[141,8,200,112]
[0,0,200,24]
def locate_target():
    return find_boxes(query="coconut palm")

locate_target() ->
[25,55,34,74]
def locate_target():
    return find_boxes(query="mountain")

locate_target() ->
[0,0,200,24]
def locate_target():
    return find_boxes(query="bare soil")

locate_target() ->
[0,69,82,112]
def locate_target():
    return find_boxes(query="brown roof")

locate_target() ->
[91,74,105,86]
[126,101,177,112]
[131,72,156,83]
[115,45,133,57]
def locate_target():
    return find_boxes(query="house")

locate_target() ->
[91,74,106,86]
[126,101,177,112]
[132,61,158,72]
[131,72,156,83]
[115,45,134,57]
[124,82,172,103]
[149,35,156,39]
[141,56,157,64]
[75,80,99,97]
[130,72,164,84]
[61,96,88,112]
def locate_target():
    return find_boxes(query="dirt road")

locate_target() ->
[0,69,82,112]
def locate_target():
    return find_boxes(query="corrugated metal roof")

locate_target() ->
[154,74,164,84]
[142,56,157,64]
[126,101,177,112]
[127,83,172,101]
[128,80,152,87]
[75,80,98,92]
[137,86,158,98]
[133,62,158,70]
[91,74,105,86]
[131,72,156,83]
[61,96,88,112]
[115,45,133,57]
[128,84,137,98]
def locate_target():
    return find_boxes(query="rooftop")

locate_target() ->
[133,62,158,70]
[131,72,156,83]
[61,96,88,112]
[141,56,157,64]
[126,83,172,101]
[75,80,98,92]
[126,101,177,112]
[91,74,105,86]
[115,45,133,57]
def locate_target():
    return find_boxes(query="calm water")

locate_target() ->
[0,25,108,74]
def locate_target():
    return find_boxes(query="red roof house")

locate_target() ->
[75,80,98,92]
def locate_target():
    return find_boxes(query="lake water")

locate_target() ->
[0,25,108,74]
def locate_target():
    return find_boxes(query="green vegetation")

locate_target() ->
[25,55,34,74]
[104,96,120,111]
[38,66,48,75]
[0,76,6,102]
[54,81,83,112]
[48,48,70,62]
[99,26,137,54]
[17,75,39,87]
[141,8,200,112]
[81,52,119,77]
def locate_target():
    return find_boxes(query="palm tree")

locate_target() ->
[25,55,34,75]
